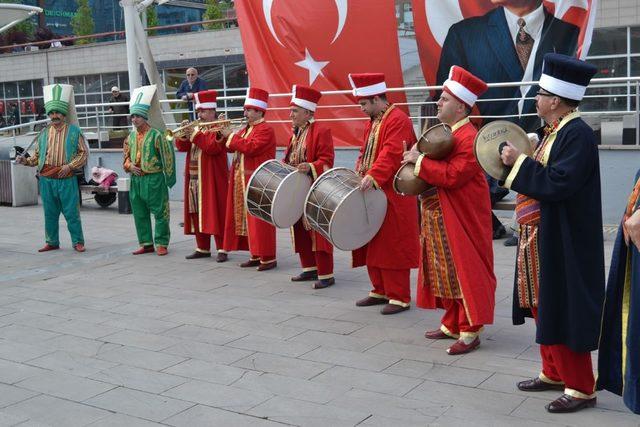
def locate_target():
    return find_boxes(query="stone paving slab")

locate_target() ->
[0,201,634,426]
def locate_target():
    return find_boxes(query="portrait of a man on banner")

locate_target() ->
[412,0,595,132]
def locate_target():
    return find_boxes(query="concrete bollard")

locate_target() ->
[117,177,132,214]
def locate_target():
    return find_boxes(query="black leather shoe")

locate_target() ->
[545,394,596,413]
[257,260,277,271]
[291,271,318,282]
[381,304,410,315]
[312,277,335,289]
[493,225,506,239]
[356,296,388,307]
[239,259,260,267]
[517,377,564,392]
[504,235,518,247]
[185,251,211,260]
[216,252,228,263]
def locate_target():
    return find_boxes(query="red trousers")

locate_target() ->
[367,266,410,306]
[190,214,223,253]
[531,308,595,397]
[440,298,482,337]
[295,226,333,278]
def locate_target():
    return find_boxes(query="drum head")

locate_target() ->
[474,120,532,181]
[329,187,387,251]
[271,170,312,228]
[393,163,431,196]
[418,123,453,159]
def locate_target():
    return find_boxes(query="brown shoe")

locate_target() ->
[257,260,277,271]
[517,377,565,392]
[381,304,410,315]
[291,271,318,282]
[239,259,260,268]
[132,245,154,255]
[216,252,228,263]
[312,277,335,289]
[38,244,60,252]
[156,246,168,256]
[424,329,458,340]
[185,251,211,260]
[355,296,388,307]
[447,337,480,355]
[545,394,596,413]
[73,243,86,253]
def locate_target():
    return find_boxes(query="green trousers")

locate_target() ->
[130,173,170,247]
[39,176,84,246]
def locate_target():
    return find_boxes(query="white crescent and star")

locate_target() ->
[263,0,348,46]
[295,49,329,85]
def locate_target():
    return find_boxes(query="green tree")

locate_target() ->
[203,0,224,30]
[71,0,95,44]
[145,5,159,36]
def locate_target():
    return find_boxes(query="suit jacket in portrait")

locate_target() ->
[436,6,579,132]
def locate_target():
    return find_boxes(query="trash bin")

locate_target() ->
[117,177,131,214]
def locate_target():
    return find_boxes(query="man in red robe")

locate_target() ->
[284,85,335,289]
[219,87,277,271]
[404,66,496,355]
[349,73,420,315]
[174,90,229,262]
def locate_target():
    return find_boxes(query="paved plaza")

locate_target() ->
[0,199,636,426]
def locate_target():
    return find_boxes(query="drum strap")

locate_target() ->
[232,125,255,236]
[289,122,310,166]
[358,105,395,176]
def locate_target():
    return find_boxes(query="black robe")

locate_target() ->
[597,171,640,414]
[508,115,605,353]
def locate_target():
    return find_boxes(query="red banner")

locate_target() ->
[235,0,407,147]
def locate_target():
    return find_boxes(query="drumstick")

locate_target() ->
[362,191,370,225]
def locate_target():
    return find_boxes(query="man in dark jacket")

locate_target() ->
[500,54,603,414]
[107,86,129,130]
[176,67,207,120]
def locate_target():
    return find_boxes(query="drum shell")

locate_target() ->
[304,168,387,251]
[393,163,432,196]
[245,159,311,228]
[417,123,453,160]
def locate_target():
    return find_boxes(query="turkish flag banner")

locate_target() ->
[235,0,407,147]
[411,0,596,131]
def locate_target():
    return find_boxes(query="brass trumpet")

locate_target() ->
[165,118,246,141]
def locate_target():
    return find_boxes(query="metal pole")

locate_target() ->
[636,80,640,145]
[120,0,141,91]
[96,106,102,150]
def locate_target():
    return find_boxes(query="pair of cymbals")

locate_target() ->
[474,120,533,181]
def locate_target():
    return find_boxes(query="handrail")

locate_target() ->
[0,17,238,51]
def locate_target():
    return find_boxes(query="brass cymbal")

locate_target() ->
[474,120,532,181]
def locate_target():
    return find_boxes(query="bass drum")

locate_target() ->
[245,159,312,228]
[304,168,387,251]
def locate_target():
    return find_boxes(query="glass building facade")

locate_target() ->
[17,0,207,36]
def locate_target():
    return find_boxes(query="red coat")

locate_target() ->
[223,120,277,255]
[283,121,334,254]
[175,130,228,237]
[352,106,420,269]
[415,119,496,325]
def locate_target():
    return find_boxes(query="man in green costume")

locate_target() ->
[17,83,88,253]
[123,85,176,256]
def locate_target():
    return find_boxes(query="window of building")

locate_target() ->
[0,80,45,128]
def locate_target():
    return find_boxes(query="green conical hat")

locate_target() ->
[44,84,72,116]
[129,84,165,130]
